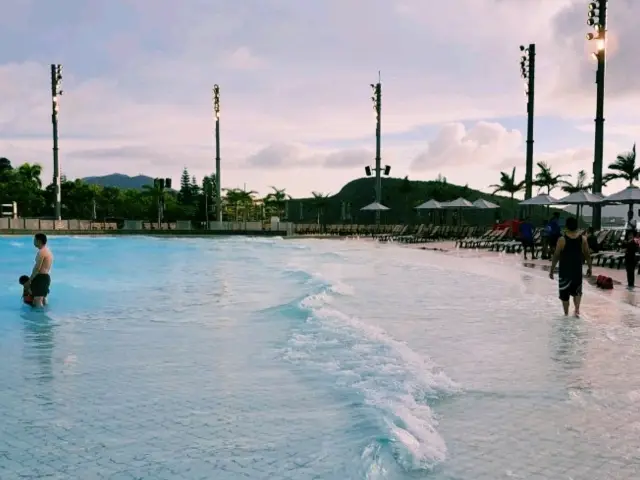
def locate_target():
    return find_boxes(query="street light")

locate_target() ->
[586,0,608,230]
[50,64,63,220]
[364,75,390,224]
[213,85,222,223]
[519,44,536,201]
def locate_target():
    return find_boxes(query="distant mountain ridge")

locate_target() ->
[81,174,155,189]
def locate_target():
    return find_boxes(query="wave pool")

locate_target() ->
[1,235,639,479]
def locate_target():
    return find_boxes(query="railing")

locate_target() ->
[0,218,296,235]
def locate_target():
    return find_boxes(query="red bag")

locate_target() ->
[596,275,613,290]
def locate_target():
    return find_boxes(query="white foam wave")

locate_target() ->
[284,290,459,472]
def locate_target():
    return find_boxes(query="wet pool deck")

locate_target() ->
[397,240,640,479]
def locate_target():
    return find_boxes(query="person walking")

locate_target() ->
[519,216,535,260]
[549,216,592,316]
[547,212,561,254]
[623,229,638,289]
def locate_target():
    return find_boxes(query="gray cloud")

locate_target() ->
[322,149,372,168]
[243,143,372,169]
[244,143,308,168]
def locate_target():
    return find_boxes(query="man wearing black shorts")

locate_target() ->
[549,216,592,316]
[24,233,53,308]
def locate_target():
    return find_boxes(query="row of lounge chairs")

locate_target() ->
[293,223,489,240]
[294,222,637,273]
[456,226,640,273]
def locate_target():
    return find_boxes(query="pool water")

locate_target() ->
[1,236,639,479]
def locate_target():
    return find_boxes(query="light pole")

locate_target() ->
[213,85,222,222]
[50,64,63,220]
[519,44,536,201]
[586,0,607,230]
[364,77,390,224]
[154,178,172,227]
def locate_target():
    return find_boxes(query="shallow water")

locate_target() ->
[1,236,639,479]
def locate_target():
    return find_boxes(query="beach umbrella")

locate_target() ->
[555,191,604,205]
[519,193,558,206]
[415,199,443,210]
[601,186,640,219]
[443,197,474,208]
[442,197,473,225]
[601,186,640,204]
[415,199,443,224]
[555,191,604,223]
[360,202,390,211]
[472,198,500,209]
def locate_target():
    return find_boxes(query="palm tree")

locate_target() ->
[311,191,330,230]
[263,186,290,219]
[490,167,525,219]
[561,170,592,194]
[604,144,640,215]
[224,187,257,221]
[604,144,640,187]
[17,163,43,188]
[561,170,592,219]
[534,161,568,195]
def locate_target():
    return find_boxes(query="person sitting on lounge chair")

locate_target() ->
[586,227,600,254]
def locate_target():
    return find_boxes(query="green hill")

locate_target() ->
[289,176,547,224]
[82,174,156,190]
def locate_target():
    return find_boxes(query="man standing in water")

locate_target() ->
[24,233,53,308]
[549,217,592,316]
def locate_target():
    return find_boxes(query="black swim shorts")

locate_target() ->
[559,277,582,302]
[31,274,51,297]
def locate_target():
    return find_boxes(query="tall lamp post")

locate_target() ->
[519,44,536,201]
[586,0,608,230]
[213,85,222,222]
[364,77,390,224]
[153,178,172,227]
[50,64,63,220]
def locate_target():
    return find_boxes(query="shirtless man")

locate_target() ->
[24,233,53,308]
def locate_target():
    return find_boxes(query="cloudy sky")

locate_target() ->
[1,0,639,198]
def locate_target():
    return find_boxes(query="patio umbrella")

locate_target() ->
[555,190,604,223]
[415,199,442,210]
[443,197,474,208]
[601,186,640,204]
[601,186,640,220]
[472,198,500,209]
[442,197,474,225]
[519,193,558,206]
[415,199,442,224]
[360,201,390,211]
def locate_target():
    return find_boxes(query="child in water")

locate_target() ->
[19,275,47,306]
[19,275,34,305]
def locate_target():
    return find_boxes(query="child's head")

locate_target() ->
[19,275,29,285]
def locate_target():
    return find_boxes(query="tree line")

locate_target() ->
[1,145,636,225]
[490,144,638,217]
[0,159,298,223]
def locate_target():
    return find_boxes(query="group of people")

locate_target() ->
[19,233,53,308]
[519,212,568,261]
[518,210,640,316]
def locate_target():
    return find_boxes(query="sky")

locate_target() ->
[1,0,639,198]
